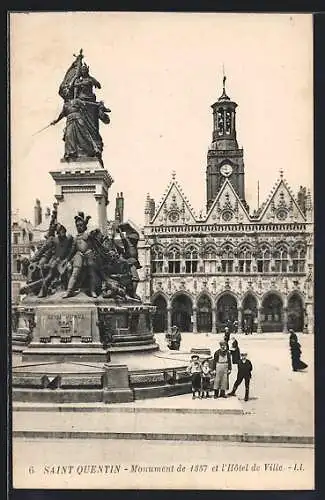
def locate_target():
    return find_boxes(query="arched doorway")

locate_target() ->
[242,294,258,333]
[217,294,238,332]
[261,293,283,332]
[197,295,212,333]
[288,294,304,332]
[171,294,193,332]
[152,295,167,333]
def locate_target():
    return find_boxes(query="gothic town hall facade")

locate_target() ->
[138,82,313,335]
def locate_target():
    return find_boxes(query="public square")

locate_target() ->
[12,331,314,489]
[10,13,314,491]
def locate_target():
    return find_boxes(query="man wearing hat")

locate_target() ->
[212,341,232,398]
[228,352,253,401]
[187,354,202,399]
[166,325,182,350]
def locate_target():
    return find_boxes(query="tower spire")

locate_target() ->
[218,66,230,101]
[207,75,247,212]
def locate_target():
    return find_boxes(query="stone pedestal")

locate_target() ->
[50,159,114,234]
[102,364,134,403]
[98,303,159,353]
[22,301,109,363]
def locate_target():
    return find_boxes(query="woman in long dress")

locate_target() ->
[51,98,104,161]
[289,330,308,372]
[212,341,232,398]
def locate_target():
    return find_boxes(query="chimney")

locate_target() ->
[115,192,124,223]
[144,193,155,224]
[34,199,42,227]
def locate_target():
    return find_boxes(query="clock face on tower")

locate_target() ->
[220,163,233,177]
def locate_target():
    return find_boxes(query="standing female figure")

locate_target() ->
[289,330,308,372]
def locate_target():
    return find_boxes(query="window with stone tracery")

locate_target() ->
[185,246,198,273]
[221,245,234,273]
[291,245,306,273]
[151,247,164,274]
[274,245,289,273]
[238,246,252,273]
[256,245,271,273]
[168,247,181,274]
[203,246,218,273]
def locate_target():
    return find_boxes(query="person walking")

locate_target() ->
[228,352,253,401]
[212,341,232,398]
[289,330,308,372]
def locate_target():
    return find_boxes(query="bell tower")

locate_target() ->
[206,76,247,211]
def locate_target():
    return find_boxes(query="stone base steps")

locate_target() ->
[13,400,243,415]
[110,339,157,348]
[12,382,193,404]
[12,429,313,445]
[108,343,159,353]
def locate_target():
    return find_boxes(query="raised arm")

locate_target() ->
[51,106,66,126]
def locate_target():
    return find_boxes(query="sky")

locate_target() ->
[10,12,313,227]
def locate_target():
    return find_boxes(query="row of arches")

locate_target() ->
[151,243,306,275]
[152,292,304,333]
[151,242,306,256]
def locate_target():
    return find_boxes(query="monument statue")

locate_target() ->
[20,209,141,303]
[13,48,159,399]
[51,49,111,166]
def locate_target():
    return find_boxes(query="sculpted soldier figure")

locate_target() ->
[21,224,73,297]
[21,204,72,297]
[116,222,142,300]
[62,212,98,299]
[37,224,73,297]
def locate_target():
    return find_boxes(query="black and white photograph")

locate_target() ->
[10,12,314,490]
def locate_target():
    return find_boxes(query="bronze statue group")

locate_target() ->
[20,204,142,303]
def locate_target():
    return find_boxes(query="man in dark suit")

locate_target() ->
[228,352,253,402]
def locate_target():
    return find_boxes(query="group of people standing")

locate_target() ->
[220,318,255,335]
[187,335,253,402]
[186,327,308,402]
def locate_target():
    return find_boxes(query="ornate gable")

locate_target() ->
[150,174,197,226]
[205,179,250,224]
[258,174,306,224]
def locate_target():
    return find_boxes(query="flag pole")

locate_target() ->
[257,180,260,210]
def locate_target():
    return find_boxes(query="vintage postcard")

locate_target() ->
[10,12,314,490]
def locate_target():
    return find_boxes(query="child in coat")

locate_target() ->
[187,354,202,399]
[200,359,212,398]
